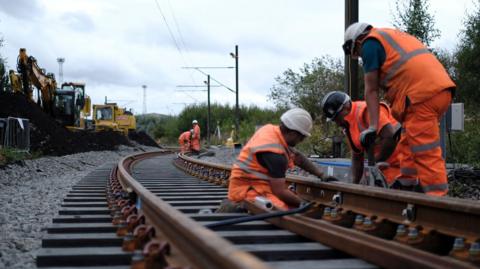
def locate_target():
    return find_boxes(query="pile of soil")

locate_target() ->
[0,92,131,156]
[128,131,160,148]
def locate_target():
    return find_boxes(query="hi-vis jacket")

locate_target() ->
[178,131,191,153]
[343,101,401,184]
[365,28,455,121]
[191,125,201,151]
[227,124,294,209]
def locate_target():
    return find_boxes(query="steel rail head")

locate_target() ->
[178,153,480,260]
[117,150,272,269]
[244,202,477,269]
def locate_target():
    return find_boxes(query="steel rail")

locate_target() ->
[176,153,480,268]
[116,150,272,269]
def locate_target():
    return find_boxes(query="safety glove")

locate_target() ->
[360,127,377,149]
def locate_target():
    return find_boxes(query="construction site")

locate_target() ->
[1,1,480,269]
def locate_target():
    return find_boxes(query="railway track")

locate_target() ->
[36,150,480,269]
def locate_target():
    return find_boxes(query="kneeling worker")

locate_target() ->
[321,91,403,186]
[178,129,193,154]
[228,108,325,210]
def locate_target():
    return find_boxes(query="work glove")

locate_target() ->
[360,127,377,149]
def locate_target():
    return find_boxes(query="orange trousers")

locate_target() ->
[178,141,189,153]
[396,90,452,196]
[228,178,290,211]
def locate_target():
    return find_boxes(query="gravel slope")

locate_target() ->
[0,145,159,269]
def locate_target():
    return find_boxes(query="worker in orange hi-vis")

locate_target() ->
[190,120,201,154]
[321,91,408,186]
[342,23,456,196]
[178,129,193,154]
[228,108,326,211]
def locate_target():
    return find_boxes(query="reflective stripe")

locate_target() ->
[375,30,431,89]
[356,103,367,132]
[234,143,287,180]
[240,143,286,167]
[422,183,449,193]
[233,162,271,180]
[377,30,406,55]
[394,178,419,186]
[400,167,418,176]
[411,140,441,153]
[382,48,430,87]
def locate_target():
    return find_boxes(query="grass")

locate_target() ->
[0,147,42,167]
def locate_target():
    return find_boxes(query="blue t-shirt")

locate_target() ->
[361,38,386,73]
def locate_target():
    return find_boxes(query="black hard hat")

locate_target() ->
[320,91,351,121]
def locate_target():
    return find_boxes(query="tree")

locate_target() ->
[454,0,480,115]
[268,56,344,120]
[0,36,9,92]
[392,0,440,47]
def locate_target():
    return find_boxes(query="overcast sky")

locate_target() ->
[0,0,475,115]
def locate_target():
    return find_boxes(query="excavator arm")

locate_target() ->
[16,48,57,115]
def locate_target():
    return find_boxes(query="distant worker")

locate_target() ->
[342,23,455,196]
[228,108,325,210]
[190,119,201,154]
[178,129,193,154]
[321,91,405,185]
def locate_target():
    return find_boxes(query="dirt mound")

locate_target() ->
[0,92,131,156]
[128,131,160,148]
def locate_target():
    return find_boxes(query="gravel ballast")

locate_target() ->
[0,145,159,269]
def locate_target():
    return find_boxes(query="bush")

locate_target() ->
[447,117,480,168]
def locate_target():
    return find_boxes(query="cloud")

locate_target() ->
[0,0,44,20]
[60,12,95,32]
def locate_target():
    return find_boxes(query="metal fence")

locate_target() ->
[0,117,30,151]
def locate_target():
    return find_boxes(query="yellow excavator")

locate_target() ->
[92,102,136,136]
[10,48,57,115]
[10,48,91,130]
[52,82,91,130]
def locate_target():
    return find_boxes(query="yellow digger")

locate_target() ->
[92,103,136,136]
[53,82,91,130]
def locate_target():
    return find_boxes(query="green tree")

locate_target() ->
[268,56,344,120]
[454,0,480,116]
[392,0,440,47]
[0,36,9,92]
[177,103,280,144]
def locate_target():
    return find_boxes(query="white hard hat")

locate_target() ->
[192,120,198,124]
[343,22,372,55]
[280,108,312,137]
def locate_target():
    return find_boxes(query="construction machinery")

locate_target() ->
[92,102,136,136]
[52,82,91,130]
[11,48,57,115]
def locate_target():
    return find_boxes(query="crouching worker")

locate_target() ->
[178,129,193,154]
[320,91,402,186]
[227,108,325,210]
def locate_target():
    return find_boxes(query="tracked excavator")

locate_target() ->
[53,82,92,130]
[10,48,91,130]
[10,48,57,115]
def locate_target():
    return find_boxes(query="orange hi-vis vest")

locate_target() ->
[343,101,401,184]
[365,28,455,121]
[191,125,201,151]
[228,124,294,209]
[178,131,191,152]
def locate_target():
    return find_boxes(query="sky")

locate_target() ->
[0,0,476,115]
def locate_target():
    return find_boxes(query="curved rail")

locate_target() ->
[111,151,480,269]
[115,150,271,269]
[174,153,480,268]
